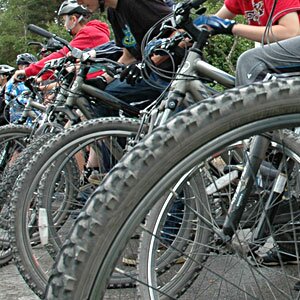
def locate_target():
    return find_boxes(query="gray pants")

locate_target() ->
[235,35,300,86]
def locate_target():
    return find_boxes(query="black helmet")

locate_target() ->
[58,0,91,16]
[16,53,38,66]
[0,64,15,75]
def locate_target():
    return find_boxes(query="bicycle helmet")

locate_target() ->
[58,0,91,16]
[0,64,15,75]
[16,53,37,66]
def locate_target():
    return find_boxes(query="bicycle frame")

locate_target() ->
[153,40,235,127]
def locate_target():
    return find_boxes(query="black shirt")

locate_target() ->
[107,0,172,60]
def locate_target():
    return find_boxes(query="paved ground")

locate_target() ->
[0,262,39,300]
[0,236,298,300]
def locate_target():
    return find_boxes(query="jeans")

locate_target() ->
[105,72,169,103]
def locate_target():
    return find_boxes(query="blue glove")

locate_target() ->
[144,38,170,57]
[194,15,236,35]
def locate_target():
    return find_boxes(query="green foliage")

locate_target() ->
[0,0,61,66]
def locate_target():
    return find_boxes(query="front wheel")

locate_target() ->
[46,78,300,299]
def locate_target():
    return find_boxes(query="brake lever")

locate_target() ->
[105,63,124,78]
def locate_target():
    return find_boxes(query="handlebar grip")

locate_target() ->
[190,0,207,9]
[28,24,53,39]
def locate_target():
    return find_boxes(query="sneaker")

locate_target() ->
[272,199,300,225]
[256,247,299,266]
[75,185,95,206]
[175,256,186,264]
[122,256,137,266]
[88,170,105,185]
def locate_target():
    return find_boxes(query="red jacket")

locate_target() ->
[25,20,110,78]
[225,0,300,26]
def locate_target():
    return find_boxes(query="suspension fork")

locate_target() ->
[0,141,11,170]
[251,155,291,245]
[222,135,270,238]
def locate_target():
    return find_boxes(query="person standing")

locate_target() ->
[5,53,37,123]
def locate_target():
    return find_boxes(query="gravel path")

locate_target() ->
[0,262,40,300]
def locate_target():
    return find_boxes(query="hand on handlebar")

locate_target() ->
[194,15,236,35]
[119,62,150,86]
[13,70,27,82]
[144,32,190,57]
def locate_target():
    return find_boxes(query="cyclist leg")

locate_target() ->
[105,72,169,103]
[235,35,300,86]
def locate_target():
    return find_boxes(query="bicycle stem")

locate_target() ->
[251,157,289,244]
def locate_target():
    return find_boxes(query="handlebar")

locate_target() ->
[28,24,54,39]
[27,26,86,61]
[28,24,70,49]
[191,0,207,8]
[156,0,209,44]
[28,38,64,57]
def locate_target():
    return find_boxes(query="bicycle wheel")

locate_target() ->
[0,134,56,268]
[137,132,300,299]
[0,133,56,229]
[0,124,33,267]
[46,77,300,299]
[0,124,32,181]
[10,117,142,297]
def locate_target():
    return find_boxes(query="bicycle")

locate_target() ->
[0,25,126,206]
[0,23,147,294]
[43,76,300,300]
[39,0,300,299]
[5,0,236,295]
[9,0,300,298]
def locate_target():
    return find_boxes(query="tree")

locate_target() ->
[0,0,61,65]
